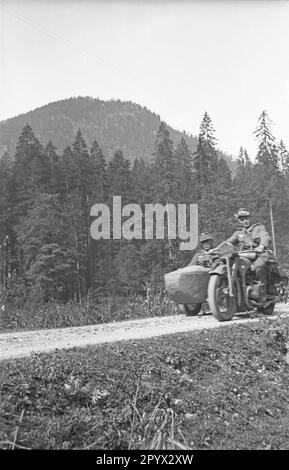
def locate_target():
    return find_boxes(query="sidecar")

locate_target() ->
[164,265,210,305]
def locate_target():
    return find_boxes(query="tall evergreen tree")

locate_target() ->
[88,141,108,296]
[233,147,255,213]
[15,193,75,301]
[44,142,62,194]
[131,158,154,209]
[193,112,218,193]
[278,140,289,174]
[174,137,194,202]
[107,149,132,204]
[59,131,102,300]
[0,152,14,296]
[8,125,53,279]
[71,130,102,298]
[64,192,91,301]
[90,140,108,202]
[60,145,78,194]
[149,123,180,263]
[12,124,47,215]
[254,110,279,169]
[152,122,177,203]
[0,152,13,231]
[72,129,96,197]
[236,146,251,170]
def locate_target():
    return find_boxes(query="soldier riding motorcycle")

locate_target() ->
[207,208,288,321]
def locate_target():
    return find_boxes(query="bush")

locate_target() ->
[0,293,178,331]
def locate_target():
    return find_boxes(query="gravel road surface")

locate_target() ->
[1,304,289,361]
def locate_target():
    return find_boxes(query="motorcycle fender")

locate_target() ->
[209,264,227,276]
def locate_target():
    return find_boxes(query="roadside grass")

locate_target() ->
[0,294,177,332]
[1,316,289,450]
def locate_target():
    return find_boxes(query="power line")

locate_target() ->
[1,0,197,135]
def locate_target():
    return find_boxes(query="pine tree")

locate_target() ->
[0,151,14,297]
[72,129,96,197]
[59,131,102,300]
[60,145,78,194]
[149,123,180,263]
[192,112,231,240]
[44,142,62,194]
[236,146,251,170]
[90,140,108,202]
[193,112,218,193]
[12,124,47,215]
[254,111,279,169]
[131,158,148,204]
[62,192,89,302]
[174,137,194,202]
[7,125,52,280]
[0,152,13,231]
[15,193,74,301]
[88,141,108,297]
[107,149,132,204]
[233,147,255,214]
[152,122,177,204]
[248,112,288,253]
[87,147,132,298]
[278,140,289,174]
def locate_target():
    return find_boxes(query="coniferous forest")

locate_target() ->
[1,105,289,329]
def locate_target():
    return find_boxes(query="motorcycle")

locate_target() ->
[207,241,288,321]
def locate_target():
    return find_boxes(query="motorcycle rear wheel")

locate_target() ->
[208,274,237,322]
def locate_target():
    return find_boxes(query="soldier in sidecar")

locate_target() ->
[188,232,214,268]
[178,232,214,316]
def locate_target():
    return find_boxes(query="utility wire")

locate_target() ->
[2,0,197,130]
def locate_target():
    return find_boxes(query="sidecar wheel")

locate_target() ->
[257,303,275,315]
[208,274,237,322]
[180,303,202,316]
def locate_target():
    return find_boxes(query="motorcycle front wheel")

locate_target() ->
[208,274,237,322]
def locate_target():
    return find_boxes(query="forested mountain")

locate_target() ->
[0,96,233,169]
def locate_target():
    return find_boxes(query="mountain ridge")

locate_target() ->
[0,96,234,169]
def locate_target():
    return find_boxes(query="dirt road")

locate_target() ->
[1,304,289,361]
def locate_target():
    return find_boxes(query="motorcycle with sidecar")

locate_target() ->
[165,241,288,321]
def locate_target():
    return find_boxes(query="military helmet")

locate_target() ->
[235,208,251,219]
[200,232,213,243]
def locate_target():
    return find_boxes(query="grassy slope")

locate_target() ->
[1,317,289,450]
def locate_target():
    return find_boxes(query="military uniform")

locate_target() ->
[225,223,272,284]
[188,232,214,269]
[226,223,271,250]
[189,249,213,268]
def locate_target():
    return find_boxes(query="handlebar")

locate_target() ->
[208,248,257,260]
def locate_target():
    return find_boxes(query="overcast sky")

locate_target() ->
[1,0,289,159]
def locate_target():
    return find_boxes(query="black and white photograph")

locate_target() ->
[1,0,289,455]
